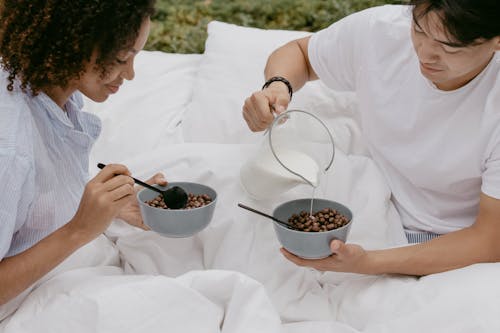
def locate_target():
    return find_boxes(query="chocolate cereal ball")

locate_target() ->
[146,193,212,210]
[288,208,349,232]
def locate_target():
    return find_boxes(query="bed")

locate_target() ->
[2,21,500,333]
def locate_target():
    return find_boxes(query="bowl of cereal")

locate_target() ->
[272,198,353,259]
[137,182,217,238]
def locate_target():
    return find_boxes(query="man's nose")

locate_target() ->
[417,38,441,63]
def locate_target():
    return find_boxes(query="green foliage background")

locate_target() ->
[148,0,404,53]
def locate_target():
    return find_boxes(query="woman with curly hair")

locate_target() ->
[0,0,162,305]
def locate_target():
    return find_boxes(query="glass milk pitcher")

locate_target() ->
[240,109,335,200]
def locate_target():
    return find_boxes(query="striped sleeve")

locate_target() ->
[0,151,31,259]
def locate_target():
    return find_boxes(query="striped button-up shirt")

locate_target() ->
[0,72,101,258]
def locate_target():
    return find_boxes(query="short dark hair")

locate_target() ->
[0,0,156,94]
[409,0,500,47]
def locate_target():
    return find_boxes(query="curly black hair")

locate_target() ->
[0,0,156,94]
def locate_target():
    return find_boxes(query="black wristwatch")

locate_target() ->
[262,76,293,101]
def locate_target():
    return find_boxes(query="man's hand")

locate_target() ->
[242,82,291,132]
[280,240,372,274]
[117,172,167,230]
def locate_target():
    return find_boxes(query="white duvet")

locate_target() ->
[2,22,500,333]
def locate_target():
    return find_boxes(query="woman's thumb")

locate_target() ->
[147,173,167,186]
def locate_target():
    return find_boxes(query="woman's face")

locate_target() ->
[77,18,151,102]
[411,9,500,91]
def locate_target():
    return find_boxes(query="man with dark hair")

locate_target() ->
[242,0,500,276]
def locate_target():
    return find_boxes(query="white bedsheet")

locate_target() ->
[5,141,500,332]
[1,266,282,333]
[3,38,500,332]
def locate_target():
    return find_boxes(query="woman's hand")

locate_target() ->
[280,240,373,274]
[117,172,167,230]
[70,164,135,242]
[0,163,135,306]
[242,82,291,132]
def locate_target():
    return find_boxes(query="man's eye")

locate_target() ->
[116,58,127,65]
[413,25,424,34]
[442,46,461,54]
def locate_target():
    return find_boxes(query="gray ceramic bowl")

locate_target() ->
[137,182,217,238]
[272,198,353,259]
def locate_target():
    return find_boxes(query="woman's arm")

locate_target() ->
[0,222,89,305]
[0,163,134,305]
[282,193,500,276]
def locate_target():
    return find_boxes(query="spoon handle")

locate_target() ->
[237,203,294,229]
[97,163,163,195]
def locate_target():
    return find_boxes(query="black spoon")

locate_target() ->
[97,163,188,209]
[237,203,297,230]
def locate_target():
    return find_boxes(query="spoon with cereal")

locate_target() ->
[97,163,188,209]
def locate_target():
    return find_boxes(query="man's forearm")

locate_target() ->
[264,37,315,92]
[0,222,88,305]
[368,226,498,276]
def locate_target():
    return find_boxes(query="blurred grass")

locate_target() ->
[148,0,404,53]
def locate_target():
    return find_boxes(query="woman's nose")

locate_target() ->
[121,60,135,81]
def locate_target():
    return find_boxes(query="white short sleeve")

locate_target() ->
[481,91,500,199]
[482,162,500,199]
[308,7,376,91]
[308,5,411,92]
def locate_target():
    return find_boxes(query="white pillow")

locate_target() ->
[181,21,307,143]
[181,21,365,154]
[85,51,202,164]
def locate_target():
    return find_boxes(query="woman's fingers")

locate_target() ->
[102,174,134,192]
[93,163,131,183]
[144,172,167,186]
[108,182,135,202]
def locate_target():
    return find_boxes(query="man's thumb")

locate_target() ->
[330,240,343,254]
[273,96,289,114]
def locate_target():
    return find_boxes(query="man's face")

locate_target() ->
[77,18,151,102]
[411,9,500,91]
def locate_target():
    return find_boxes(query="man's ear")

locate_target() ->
[494,36,500,51]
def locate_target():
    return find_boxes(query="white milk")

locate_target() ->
[240,148,320,200]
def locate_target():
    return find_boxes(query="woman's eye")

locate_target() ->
[115,58,127,65]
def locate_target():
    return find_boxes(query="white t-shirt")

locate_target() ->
[308,5,500,234]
